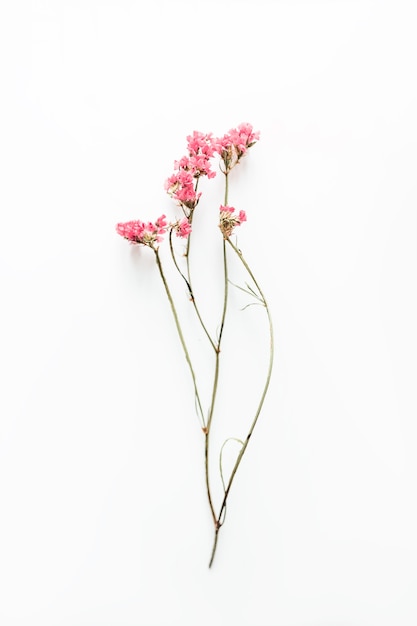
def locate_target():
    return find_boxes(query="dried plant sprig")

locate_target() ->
[208,237,274,567]
[116,123,273,568]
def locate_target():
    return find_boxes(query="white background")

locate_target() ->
[1,1,417,624]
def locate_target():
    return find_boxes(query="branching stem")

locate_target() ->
[154,248,206,429]
[208,237,274,568]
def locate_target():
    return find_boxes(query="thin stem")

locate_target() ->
[224,171,229,205]
[217,237,229,353]
[184,177,199,270]
[185,209,194,273]
[204,433,216,524]
[205,173,230,564]
[204,237,229,526]
[217,237,274,524]
[154,248,206,429]
[208,526,220,569]
[169,229,217,352]
[208,237,274,567]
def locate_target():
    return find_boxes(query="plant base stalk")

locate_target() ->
[208,527,220,568]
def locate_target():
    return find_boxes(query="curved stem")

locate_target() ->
[204,237,229,526]
[169,229,217,352]
[154,248,206,429]
[210,237,274,563]
[205,174,231,564]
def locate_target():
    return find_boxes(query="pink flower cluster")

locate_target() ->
[214,123,260,171]
[219,205,247,238]
[182,131,217,179]
[165,124,259,211]
[165,131,216,211]
[115,215,167,247]
[117,124,258,249]
[173,217,192,238]
[164,169,201,211]
[116,215,192,246]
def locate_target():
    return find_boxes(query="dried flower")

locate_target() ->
[115,124,272,569]
[214,122,260,172]
[219,205,247,238]
[172,217,192,238]
[164,170,201,210]
[115,215,167,247]
[165,131,217,211]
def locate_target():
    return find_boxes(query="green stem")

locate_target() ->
[154,248,206,429]
[184,177,199,277]
[208,526,220,569]
[204,237,229,527]
[204,431,217,524]
[224,171,229,205]
[209,237,274,566]
[169,229,217,352]
[185,209,193,278]
[209,239,229,406]
[205,173,230,564]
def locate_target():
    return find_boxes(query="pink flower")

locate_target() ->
[188,155,216,179]
[229,123,260,155]
[173,155,215,180]
[172,217,192,239]
[165,130,218,211]
[115,215,167,247]
[186,131,216,160]
[165,169,201,210]
[219,205,247,238]
[214,123,260,171]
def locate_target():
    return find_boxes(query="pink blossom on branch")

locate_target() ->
[219,205,247,238]
[115,124,272,568]
[172,217,192,239]
[173,155,216,180]
[229,123,260,154]
[186,131,216,161]
[214,122,260,171]
[115,215,167,247]
[165,131,217,212]
[164,169,201,210]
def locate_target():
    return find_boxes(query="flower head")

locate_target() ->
[165,131,217,212]
[214,123,260,172]
[172,217,192,239]
[186,131,216,161]
[219,205,247,239]
[164,169,201,210]
[116,215,167,247]
[228,123,260,156]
